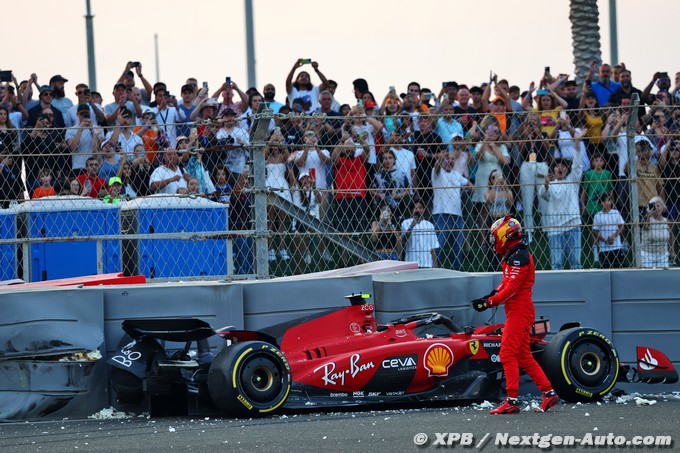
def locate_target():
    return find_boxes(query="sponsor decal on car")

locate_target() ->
[349,322,361,334]
[482,342,501,348]
[313,353,375,386]
[639,348,658,371]
[424,344,454,377]
[381,354,417,371]
[395,329,408,338]
[469,340,479,355]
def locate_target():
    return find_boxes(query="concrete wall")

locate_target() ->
[0,267,678,420]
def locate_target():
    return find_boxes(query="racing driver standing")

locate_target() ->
[471,215,560,414]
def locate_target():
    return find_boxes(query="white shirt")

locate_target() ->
[216,127,251,174]
[592,209,624,252]
[292,148,331,189]
[539,149,584,235]
[66,126,103,171]
[390,147,417,188]
[105,130,143,162]
[153,107,186,148]
[287,86,321,113]
[149,165,187,194]
[431,168,469,216]
[401,218,440,268]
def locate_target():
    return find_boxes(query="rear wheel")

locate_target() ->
[542,327,619,402]
[208,341,291,417]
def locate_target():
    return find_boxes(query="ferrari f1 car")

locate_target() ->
[108,294,677,417]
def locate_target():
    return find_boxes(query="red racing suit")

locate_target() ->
[486,243,552,398]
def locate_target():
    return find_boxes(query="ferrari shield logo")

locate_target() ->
[469,340,479,355]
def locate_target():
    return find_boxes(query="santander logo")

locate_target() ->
[639,348,659,371]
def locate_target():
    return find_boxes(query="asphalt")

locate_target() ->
[1,394,679,452]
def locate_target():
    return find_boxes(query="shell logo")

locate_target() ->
[424,344,454,377]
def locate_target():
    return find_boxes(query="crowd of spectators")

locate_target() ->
[0,59,679,273]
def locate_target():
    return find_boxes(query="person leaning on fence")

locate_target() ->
[370,148,410,220]
[431,150,472,271]
[149,148,188,195]
[641,196,676,268]
[291,171,323,269]
[625,139,663,214]
[658,140,680,222]
[592,192,626,269]
[264,129,294,262]
[215,108,250,187]
[517,112,553,243]
[401,200,439,268]
[538,148,584,270]
[370,204,402,261]
[330,132,370,266]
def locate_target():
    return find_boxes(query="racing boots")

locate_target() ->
[490,398,520,414]
[540,390,560,412]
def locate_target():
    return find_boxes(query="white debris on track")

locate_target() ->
[634,396,657,406]
[88,407,134,420]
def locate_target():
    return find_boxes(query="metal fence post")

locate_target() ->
[251,104,272,278]
[627,93,641,268]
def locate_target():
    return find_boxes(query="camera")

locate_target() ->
[544,66,550,74]
[129,61,140,68]
[0,70,12,82]
[225,76,231,85]
[648,202,656,211]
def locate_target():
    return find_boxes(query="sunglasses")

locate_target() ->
[41,92,53,97]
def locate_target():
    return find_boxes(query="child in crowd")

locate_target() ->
[592,192,626,268]
[31,169,56,199]
[581,152,613,225]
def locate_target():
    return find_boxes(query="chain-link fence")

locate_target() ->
[1,98,678,281]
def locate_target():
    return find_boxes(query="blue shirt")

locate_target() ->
[591,81,621,107]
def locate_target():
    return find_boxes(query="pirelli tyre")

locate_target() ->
[543,327,619,402]
[208,341,291,417]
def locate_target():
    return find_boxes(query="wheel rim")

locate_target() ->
[240,356,283,403]
[579,352,601,376]
[250,365,274,392]
[567,339,613,389]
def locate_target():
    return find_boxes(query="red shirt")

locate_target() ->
[334,155,366,199]
[77,173,107,198]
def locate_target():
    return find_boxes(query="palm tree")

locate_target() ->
[570,0,602,86]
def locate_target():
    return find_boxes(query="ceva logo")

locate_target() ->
[424,344,454,377]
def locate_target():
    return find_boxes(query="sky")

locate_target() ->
[4,0,678,105]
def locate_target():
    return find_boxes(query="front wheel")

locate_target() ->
[542,327,619,403]
[208,341,291,417]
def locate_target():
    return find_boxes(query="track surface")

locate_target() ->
[1,396,679,452]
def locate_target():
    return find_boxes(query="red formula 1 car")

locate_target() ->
[108,294,677,417]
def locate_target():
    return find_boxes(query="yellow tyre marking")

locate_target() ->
[259,383,291,413]
[232,347,254,388]
[560,340,572,385]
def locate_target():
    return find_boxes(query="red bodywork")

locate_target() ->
[278,302,548,401]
